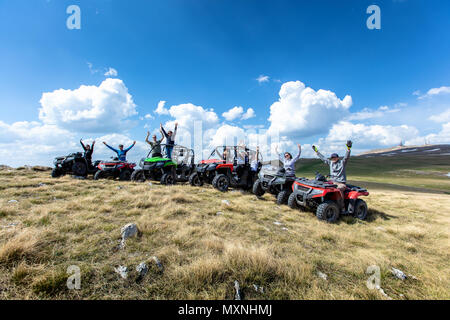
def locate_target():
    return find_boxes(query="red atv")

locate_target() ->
[287,173,369,222]
[189,146,262,192]
[93,157,136,181]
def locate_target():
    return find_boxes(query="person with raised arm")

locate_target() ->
[103,140,136,161]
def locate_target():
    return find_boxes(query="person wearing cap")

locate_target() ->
[103,140,136,161]
[145,131,163,157]
[160,122,178,159]
[275,144,302,176]
[312,141,353,213]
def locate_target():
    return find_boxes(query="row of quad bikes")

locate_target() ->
[51,144,369,223]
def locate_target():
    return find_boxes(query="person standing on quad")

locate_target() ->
[145,131,163,157]
[312,141,352,213]
[80,139,95,168]
[103,141,136,161]
[275,144,302,176]
[160,122,178,159]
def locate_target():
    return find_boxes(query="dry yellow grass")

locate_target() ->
[0,168,449,299]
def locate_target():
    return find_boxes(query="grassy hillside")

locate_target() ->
[296,154,450,193]
[0,168,449,299]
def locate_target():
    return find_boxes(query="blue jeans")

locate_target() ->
[166,146,173,159]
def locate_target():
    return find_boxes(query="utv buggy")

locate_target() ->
[188,146,229,187]
[200,146,262,192]
[130,144,192,185]
[287,173,369,223]
[52,152,100,178]
[93,158,136,181]
[252,167,298,205]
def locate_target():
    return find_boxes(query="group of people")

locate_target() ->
[277,141,353,214]
[79,123,178,167]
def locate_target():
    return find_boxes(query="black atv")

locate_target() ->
[171,145,196,183]
[252,167,297,205]
[52,152,100,178]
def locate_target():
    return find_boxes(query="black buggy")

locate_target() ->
[252,166,297,205]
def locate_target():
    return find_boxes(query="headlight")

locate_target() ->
[139,159,144,168]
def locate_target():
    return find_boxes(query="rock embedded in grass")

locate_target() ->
[114,265,128,279]
[317,271,328,280]
[121,223,139,240]
[136,262,149,279]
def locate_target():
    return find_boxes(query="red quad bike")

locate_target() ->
[94,157,136,181]
[188,147,227,186]
[287,173,369,223]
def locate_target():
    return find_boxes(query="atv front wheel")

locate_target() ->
[189,172,203,187]
[119,169,132,181]
[276,190,291,205]
[316,201,340,223]
[287,192,298,209]
[161,173,175,185]
[354,199,368,220]
[131,169,146,182]
[72,162,87,176]
[252,179,265,197]
[213,174,230,192]
[51,168,61,178]
[94,170,107,180]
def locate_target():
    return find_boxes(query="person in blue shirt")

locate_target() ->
[160,122,178,159]
[103,141,136,161]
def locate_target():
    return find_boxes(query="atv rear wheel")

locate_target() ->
[51,168,61,178]
[189,172,203,187]
[119,169,132,181]
[161,173,175,185]
[213,174,230,192]
[131,169,146,182]
[316,201,340,223]
[72,162,87,176]
[94,170,106,180]
[276,190,291,205]
[354,199,368,220]
[252,179,265,197]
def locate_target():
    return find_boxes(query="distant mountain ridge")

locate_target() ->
[357,144,450,157]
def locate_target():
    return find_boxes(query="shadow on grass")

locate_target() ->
[366,208,397,222]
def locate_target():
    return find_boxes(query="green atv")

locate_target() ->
[130,144,177,185]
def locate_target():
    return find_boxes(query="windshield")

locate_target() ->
[212,146,262,163]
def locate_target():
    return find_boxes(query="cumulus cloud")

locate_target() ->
[256,75,270,83]
[38,78,137,133]
[104,67,118,77]
[222,106,255,121]
[267,81,352,138]
[429,109,450,123]
[314,121,420,155]
[241,108,255,120]
[154,100,169,115]
[144,113,154,120]
[346,105,401,121]
[418,86,450,99]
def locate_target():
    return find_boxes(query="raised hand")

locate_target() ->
[312,145,318,152]
[297,144,301,149]
[346,140,352,149]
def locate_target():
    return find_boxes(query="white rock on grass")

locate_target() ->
[253,284,264,293]
[216,211,224,216]
[8,200,18,203]
[114,265,128,279]
[136,262,149,278]
[317,271,328,280]
[273,221,282,226]
[222,200,230,206]
[121,223,139,240]
[234,280,241,300]
[391,267,407,280]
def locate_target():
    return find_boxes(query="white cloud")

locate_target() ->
[154,100,169,115]
[418,86,450,99]
[256,75,270,83]
[241,107,255,120]
[267,81,352,138]
[222,106,244,121]
[429,109,450,123]
[222,106,255,121]
[166,103,219,130]
[144,113,154,120]
[346,105,400,121]
[104,67,118,77]
[38,78,137,133]
[313,121,420,155]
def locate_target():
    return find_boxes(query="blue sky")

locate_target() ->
[1,0,450,166]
